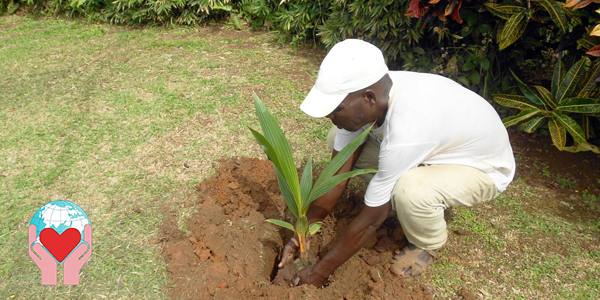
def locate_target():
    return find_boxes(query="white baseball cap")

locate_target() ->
[300,39,389,118]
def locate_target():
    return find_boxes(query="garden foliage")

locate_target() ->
[495,57,600,152]
[0,0,236,25]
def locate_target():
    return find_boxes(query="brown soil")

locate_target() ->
[161,158,432,299]
[509,129,600,194]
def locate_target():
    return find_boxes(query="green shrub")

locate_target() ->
[494,57,600,153]
[0,0,237,25]
[239,0,429,69]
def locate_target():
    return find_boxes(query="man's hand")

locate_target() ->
[278,237,298,268]
[278,237,311,268]
[294,264,328,287]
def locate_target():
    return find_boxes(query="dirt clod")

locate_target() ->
[361,254,381,266]
[368,268,381,282]
[374,235,399,253]
[456,286,478,300]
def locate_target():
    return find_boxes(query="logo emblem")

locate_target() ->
[28,200,92,285]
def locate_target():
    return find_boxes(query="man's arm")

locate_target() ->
[300,201,392,285]
[307,146,363,223]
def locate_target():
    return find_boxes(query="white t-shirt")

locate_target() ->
[333,71,516,207]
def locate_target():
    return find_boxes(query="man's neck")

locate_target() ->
[375,103,388,127]
[375,89,391,127]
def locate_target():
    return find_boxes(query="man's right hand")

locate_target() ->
[278,237,310,268]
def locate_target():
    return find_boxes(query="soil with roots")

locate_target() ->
[161,157,432,299]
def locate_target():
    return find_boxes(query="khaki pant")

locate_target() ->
[327,127,498,250]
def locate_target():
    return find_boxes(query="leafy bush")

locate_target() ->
[494,57,600,153]
[0,0,236,25]
[240,0,427,65]
[405,0,464,23]
[248,4,406,63]
[484,0,571,50]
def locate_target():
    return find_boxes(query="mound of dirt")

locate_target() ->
[161,157,432,299]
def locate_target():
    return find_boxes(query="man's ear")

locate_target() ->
[363,90,377,104]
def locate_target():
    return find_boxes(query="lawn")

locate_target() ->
[1,15,598,299]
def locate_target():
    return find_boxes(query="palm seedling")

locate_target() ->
[249,94,376,264]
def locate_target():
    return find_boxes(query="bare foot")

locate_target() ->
[390,244,435,277]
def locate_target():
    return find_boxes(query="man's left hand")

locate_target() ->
[294,264,328,287]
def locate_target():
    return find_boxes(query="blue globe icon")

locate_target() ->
[29,200,91,243]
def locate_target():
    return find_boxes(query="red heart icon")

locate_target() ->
[39,228,81,262]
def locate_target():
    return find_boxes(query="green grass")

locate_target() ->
[556,175,577,190]
[451,208,507,250]
[429,178,600,299]
[582,190,600,208]
[1,15,599,299]
[0,15,327,299]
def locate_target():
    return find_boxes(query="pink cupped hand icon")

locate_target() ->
[28,224,57,285]
[63,224,92,285]
[28,224,92,285]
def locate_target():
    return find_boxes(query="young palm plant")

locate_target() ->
[249,94,376,264]
[494,57,600,153]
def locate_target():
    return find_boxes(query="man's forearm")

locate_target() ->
[312,202,391,278]
[307,182,347,222]
[307,148,363,223]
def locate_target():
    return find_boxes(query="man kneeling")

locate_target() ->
[280,39,515,286]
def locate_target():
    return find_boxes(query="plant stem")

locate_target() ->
[295,215,309,264]
[298,233,307,261]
